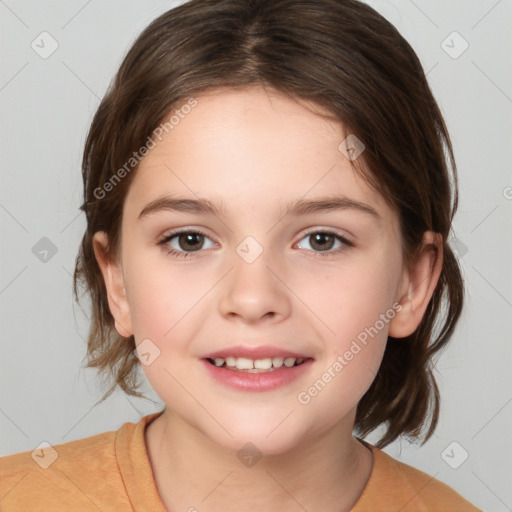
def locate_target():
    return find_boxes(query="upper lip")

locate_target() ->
[202,345,312,360]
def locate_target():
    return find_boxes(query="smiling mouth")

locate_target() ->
[205,356,309,373]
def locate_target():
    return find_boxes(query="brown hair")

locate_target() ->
[74,0,463,448]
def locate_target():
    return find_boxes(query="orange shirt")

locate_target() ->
[0,411,481,511]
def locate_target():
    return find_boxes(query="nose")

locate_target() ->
[218,249,292,325]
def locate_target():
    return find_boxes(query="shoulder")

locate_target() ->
[0,423,127,511]
[353,442,482,512]
[0,427,118,475]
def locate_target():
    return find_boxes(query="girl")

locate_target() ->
[0,0,482,510]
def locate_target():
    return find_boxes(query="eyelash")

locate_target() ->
[158,228,353,260]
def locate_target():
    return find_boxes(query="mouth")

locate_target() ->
[205,356,310,373]
[201,345,314,391]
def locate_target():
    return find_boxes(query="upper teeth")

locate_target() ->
[213,357,304,369]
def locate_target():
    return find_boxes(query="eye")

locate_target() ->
[158,229,216,258]
[296,230,352,257]
[158,228,352,259]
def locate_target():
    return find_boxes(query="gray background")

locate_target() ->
[1,0,511,510]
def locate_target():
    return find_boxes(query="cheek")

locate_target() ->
[125,248,210,342]
[294,268,397,428]
[307,255,401,343]
[297,251,402,397]
[124,259,210,405]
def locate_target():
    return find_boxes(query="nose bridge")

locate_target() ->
[218,235,291,323]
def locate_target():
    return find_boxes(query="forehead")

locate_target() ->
[125,86,391,221]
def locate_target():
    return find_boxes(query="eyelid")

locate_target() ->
[299,226,353,242]
[158,228,218,259]
[158,226,216,244]
[294,228,354,257]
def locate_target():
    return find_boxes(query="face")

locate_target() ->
[96,86,423,455]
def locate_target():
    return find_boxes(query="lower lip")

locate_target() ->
[201,358,314,392]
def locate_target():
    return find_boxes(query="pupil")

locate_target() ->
[180,233,203,251]
[310,233,334,251]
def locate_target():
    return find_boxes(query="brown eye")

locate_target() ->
[159,229,216,258]
[308,232,336,251]
[177,232,204,251]
[296,230,352,256]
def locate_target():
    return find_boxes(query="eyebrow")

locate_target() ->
[138,195,381,221]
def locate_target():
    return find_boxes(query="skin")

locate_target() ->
[94,85,442,512]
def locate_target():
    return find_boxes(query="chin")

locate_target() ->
[203,415,308,458]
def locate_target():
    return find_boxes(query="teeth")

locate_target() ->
[209,356,306,371]
[235,357,254,370]
[272,357,284,368]
[254,358,273,369]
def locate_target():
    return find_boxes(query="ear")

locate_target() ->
[389,231,443,338]
[92,231,133,338]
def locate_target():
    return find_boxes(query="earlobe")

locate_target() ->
[389,231,443,338]
[92,231,133,338]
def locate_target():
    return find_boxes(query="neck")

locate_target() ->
[145,409,374,512]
